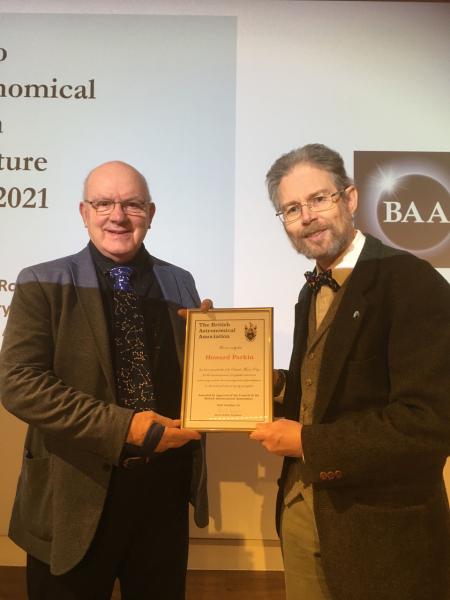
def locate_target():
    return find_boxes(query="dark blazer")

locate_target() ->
[277,234,450,600]
[0,246,208,575]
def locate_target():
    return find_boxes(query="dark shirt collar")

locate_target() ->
[88,241,153,276]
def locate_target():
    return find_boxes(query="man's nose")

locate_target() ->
[299,203,316,224]
[109,202,127,220]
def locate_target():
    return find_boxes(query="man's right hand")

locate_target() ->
[126,410,201,452]
[177,297,213,320]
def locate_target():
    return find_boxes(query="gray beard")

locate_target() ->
[288,211,355,264]
[291,230,351,261]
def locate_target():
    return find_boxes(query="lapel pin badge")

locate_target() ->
[352,310,360,320]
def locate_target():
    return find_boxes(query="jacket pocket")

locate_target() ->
[18,454,52,541]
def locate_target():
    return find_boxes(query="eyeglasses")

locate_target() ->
[84,199,150,216]
[276,189,347,224]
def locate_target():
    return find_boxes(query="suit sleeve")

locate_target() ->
[0,268,133,466]
[299,257,450,487]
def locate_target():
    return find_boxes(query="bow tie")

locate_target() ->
[304,269,340,293]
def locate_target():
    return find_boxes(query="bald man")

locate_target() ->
[0,161,209,599]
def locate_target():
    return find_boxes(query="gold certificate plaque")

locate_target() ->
[181,308,273,431]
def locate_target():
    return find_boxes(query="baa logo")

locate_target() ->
[245,322,257,342]
[354,151,449,268]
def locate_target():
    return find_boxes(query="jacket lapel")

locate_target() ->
[293,285,312,365]
[153,263,200,307]
[313,235,382,423]
[286,285,313,420]
[69,247,116,398]
[153,264,183,306]
[153,262,199,368]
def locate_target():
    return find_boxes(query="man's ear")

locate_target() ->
[345,186,358,216]
[147,202,156,228]
[79,201,88,226]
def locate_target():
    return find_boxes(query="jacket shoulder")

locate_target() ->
[16,248,89,285]
[362,234,446,278]
[151,255,194,279]
[357,235,450,312]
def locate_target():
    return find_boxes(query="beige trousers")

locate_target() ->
[281,488,332,600]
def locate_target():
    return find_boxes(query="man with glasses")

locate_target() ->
[251,144,450,600]
[0,161,209,599]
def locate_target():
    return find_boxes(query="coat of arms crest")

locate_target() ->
[244,322,257,341]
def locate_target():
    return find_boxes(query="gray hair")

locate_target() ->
[266,143,353,208]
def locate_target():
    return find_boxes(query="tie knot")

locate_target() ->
[304,269,340,294]
[109,266,135,292]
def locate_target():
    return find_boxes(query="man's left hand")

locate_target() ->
[154,417,201,453]
[249,419,303,457]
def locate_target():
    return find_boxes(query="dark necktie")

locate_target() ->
[108,265,156,412]
[304,269,340,294]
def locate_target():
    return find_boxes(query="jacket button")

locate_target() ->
[327,471,335,480]
[319,471,327,480]
[335,470,343,479]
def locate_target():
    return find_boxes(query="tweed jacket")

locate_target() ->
[277,234,450,600]
[0,246,208,575]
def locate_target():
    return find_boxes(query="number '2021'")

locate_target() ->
[0,187,48,208]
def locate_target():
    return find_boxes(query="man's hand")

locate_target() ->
[154,419,201,453]
[249,419,303,457]
[127,410,157,446]
[126,410,200,452]
[177,298,213,320]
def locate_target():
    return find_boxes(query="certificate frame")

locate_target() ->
[181,307,273,431]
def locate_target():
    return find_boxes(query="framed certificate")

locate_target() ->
[181,308,273,431]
